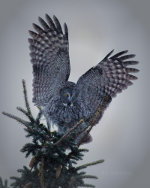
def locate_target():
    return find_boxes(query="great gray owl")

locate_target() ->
[28,14,139,143]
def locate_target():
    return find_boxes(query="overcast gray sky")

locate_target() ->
[0,0,150,188]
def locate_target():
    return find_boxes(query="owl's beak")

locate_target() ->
[67,100,73,107]
[68,101,71,106]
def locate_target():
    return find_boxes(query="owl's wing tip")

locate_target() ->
[103,49,114,60]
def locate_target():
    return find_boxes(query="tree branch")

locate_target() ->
[76,159,104,170]
[22,79,33,118]
[2,112,33,132]
[54,119,85,146]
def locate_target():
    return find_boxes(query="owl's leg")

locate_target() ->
[58,121,93,145]
[74,122,93,145]
[75,131,93,145]
[80,133,93,145]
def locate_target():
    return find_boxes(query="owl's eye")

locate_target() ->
[65,93,69,97]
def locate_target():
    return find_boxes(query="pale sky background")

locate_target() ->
[0,0,150,188]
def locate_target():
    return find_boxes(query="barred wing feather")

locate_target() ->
[28,14,70,106]
[76,50,139,120]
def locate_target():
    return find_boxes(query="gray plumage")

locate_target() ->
[28,14,139,141]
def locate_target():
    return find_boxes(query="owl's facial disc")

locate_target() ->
[60,86,77,107]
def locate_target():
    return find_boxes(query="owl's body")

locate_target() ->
[44,81,82,133]
[28,14,139,141]
[43,80,109,134]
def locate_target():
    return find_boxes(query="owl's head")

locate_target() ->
[60,82,78,106]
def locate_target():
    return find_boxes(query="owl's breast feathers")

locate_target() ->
[44,97,83,129]
[44,90,111,130]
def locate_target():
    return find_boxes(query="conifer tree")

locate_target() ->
[1,80,105,188]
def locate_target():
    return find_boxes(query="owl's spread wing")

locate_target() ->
[76,50,139,121]
[28,14,70,106]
